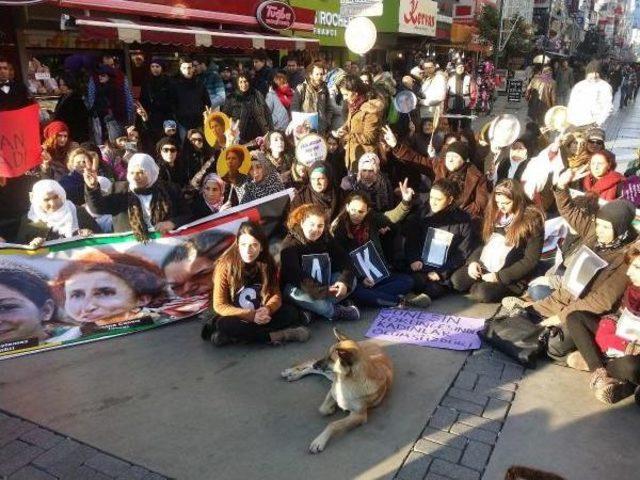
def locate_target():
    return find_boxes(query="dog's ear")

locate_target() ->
[335,347,355,366]
[333,327,350,342]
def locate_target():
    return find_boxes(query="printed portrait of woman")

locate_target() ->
[217,145,251,181]
[0,260,57,346]
[53,249,167,327]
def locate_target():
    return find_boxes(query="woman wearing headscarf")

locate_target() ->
[222,73,273,145]
[16,179,100,247]
[191,173,228,219]
[290,161,342,220]
[84,153,192,242]
[40,120,77,180]
[241,151,285,204]
[340,152,394,212]
[281,160,308,192]
[333,74,384,172]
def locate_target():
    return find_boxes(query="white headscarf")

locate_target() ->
[357,152,380,183]
[127,153,159,191]
[28,179,78,238]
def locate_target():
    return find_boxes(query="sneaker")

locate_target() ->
[594,380,635,405]
[589,368,611,391]
[566,351,590,372]
[501,296,528,314]
[332,304,360,322]
[403,292,432,309]
[211,331,234,347]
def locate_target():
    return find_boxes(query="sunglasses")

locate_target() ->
[191,137,204,143]
[162,147,177,153]
[588,139,604,145]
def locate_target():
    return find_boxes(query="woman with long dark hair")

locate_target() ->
[208,221,309,346]
[451,179,545,303]
[181,128,214,185]
[222,73,273,145]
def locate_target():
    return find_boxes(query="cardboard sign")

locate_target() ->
[422,228,454,268]
[301,253,331,286]
[562,245,608,298]
[349,240,389,285]
[234,284,262,310]
[615,308,640,342]
[295,133,327,167]
[0,104,42,177]
[366,308,485,350]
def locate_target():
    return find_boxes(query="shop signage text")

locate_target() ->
[256,1,296,32]
[314,10,349,38]
[399,0,437,37]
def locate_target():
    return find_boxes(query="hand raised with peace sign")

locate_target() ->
[225,118,240,146]
[398,177,414,203]
[82,154,100,189]
[381,125,397,149]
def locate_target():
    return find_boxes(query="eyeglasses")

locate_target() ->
[162,147,177,153]
[191,137,204,143]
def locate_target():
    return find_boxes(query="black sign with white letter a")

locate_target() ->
[349,241,389,285]
[301,253,331,286]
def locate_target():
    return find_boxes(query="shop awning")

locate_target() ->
[75,17,319,50]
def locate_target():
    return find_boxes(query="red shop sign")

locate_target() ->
[256,1,296,32]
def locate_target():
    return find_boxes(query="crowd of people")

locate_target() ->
[1,50,640,408]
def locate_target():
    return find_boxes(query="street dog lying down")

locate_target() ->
[281,328,393,453]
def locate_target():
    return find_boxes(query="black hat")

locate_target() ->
[597,199,636,237]
[446,141,469,162]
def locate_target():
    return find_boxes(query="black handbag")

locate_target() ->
[479,312,547,368]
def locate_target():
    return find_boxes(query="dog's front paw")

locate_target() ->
[318,403,337,416]
[280,366,305,382]
[309,434,328,454]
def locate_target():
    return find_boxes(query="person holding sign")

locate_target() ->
[382,128,488,222]
[514,168,637,335]
[404,179,475,307]
[280,204,359,322]
[330,179,415,307]
[564,245,640,405]
[451,180,545,303]
[209,222,308,346]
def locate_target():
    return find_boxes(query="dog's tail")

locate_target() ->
[505,466,566,480]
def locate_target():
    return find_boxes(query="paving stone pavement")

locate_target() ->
[0,410,170,480]
[394,347,522,480]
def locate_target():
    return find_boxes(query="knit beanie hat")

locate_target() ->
[585,60,602,75]
[597,199,636,237]
[446,141,469,162]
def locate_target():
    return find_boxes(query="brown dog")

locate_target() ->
[281,328,393,453]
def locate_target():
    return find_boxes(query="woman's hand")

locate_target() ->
[225,119,240,146]
[382,125,397,148]
[363,277,375,288]
[329,281,348,298]
[136,103,149,122]
[554,168,575,190]
[154,221,175,234]
[83,167,99,189]
[40,148,52,169]
[427,144,437,158]
[399,177,415,203]
[253,306,271,324]
[410,261,423,272]
[332,126,347,139]
[468,261,483,280]
[481,272,498,283]
[29,237,45,249]
[77,229,93,237]
[427,271,441,281]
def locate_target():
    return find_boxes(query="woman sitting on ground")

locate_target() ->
[280,204,359,322]
[59,147,93,205]
[581,150,624,201]
[241,151,285,204]
[41,120,77,180]
[84,153,192,242]
[404,179,475,307]
[564,244,640,406]
[340,152,394,213]
[450,179,545,303]
[291,162,343,220]
[382,127,488,222]
[330,180,415,308]
[17,179,99,248]
[206,221,309,346]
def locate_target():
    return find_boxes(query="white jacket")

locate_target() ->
[420,72,447,116]
[567,79,613,127]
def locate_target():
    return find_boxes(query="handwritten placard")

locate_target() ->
[0,104,42,177]
[365,308,485,350]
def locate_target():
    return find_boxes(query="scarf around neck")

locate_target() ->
[348,94,366,115]
[623,284,640,315]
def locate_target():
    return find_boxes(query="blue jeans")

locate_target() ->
[527,284,554,302]
[284,272,354,320]
[352,273,414,307]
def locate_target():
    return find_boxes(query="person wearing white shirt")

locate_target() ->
[567,61,613,128]
[419,60,447,118]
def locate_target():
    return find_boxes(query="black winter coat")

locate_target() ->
[222,90,272,144]
[54,91,90,143]
[169,76,211,129]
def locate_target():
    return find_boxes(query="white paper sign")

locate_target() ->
[615,308,640,342]
[480,233,513,273]
[422,227,454,267]
[295,133,327,167]
[562,245,608,298]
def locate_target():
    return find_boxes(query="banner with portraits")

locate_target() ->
[0,190,292,360]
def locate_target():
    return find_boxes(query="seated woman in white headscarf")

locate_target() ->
[83,176,114,233]
[240,151,285,204]
[16,179,100,248]
[84,153,193,242]
[340,152,394,212]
